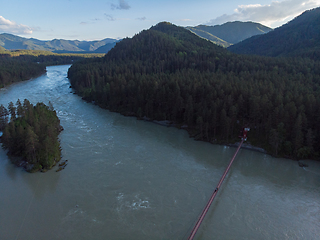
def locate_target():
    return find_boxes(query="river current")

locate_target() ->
[0,65,319,240]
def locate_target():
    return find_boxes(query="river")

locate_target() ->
[0,65,319,240]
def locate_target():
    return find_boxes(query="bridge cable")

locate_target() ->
[187,137,245,240]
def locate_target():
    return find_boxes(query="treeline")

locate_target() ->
[0,55,46,88]
[0,51,104,88]
[0,99,63,172]
[0,49,105,58]
[68,22,320,160]
[11,54,86,66]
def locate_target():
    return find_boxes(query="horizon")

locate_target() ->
[0,32,120,42]
[0,20,273,42]
[1,0,320,41]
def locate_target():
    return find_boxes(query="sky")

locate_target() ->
[0,0,320,41]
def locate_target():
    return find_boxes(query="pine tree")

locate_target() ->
[25,125,39,164]
[1,99,62,172]
[293,113,303,154]
[16,99,24,118]
[8,102,16,122]
[0,104,9,130]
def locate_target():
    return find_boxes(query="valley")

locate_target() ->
[1,6,320,240]
[0,65,319,240]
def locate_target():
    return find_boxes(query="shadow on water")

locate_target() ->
[3,152,61,199]
[2,153,18,181]
[5,160,18,181]
[20,169,61,200]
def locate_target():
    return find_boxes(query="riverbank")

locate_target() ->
[2,64,320,240]
[115,113,270,156]
[141,116,267,152]
[0,100,64,173]
[76,89,320,165]
[228,142,267,153]
[5,152,62,173]
[0,68,46,89]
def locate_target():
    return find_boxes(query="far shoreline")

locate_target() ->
[87,98,316,166]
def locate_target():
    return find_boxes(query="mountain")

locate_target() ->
[68,22,320,160]
[185,27,231,47]
[92,42,119,53]
[0,33,119,53]
[228,7,320,58]
[186,21,272,47]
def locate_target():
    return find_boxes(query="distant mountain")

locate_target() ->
[228,7,320,59]
[93,42,119,53]
[0,33,119,53]
[186,21,272,47]
[185,27,232,47]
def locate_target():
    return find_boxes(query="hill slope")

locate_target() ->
[0,33,118,53]
[228,7,320,58]
[186,27,232,47]
[68,22,320,160]
[186,21,272,47]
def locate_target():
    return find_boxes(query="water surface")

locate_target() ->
[0,65,319,240]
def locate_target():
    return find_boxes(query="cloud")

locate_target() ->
[111,0,131,10]
[0,16,33,34]
[136,17,146,21]
[207,0,320,27]
[105,14,116,21]
[80,18,101,25]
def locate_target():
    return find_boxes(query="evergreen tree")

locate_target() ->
[1,99,63,172]
[67,22,320,160]
[8,102,16,121]
[25,125,39,164]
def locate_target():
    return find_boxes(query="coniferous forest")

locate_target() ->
[0,99,63,172]
[68,22,320,160]
[0,54,46,88]
[228,7,320,59]
[0,51,104,88]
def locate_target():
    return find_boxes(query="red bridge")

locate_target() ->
[188,128,250,240]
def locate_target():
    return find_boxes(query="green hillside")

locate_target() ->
[186,21,272,47]
[68,22,320,160]
[228,7,320,59]
[186,27,231,47]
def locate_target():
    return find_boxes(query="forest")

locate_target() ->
[0,51,104,88]
[228,7,320,59]
[0,54,46,88]
[0,99,63,172]
[68,22,320,160]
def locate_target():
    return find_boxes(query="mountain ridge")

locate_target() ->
[0,33,119,53]
[228,7,320,58]
[186,21,272,47]
[68,22,320,160]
